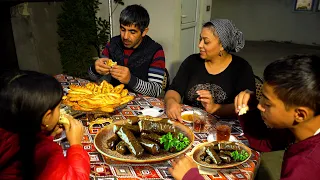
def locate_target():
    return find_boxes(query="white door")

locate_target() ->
[180,0,200,62]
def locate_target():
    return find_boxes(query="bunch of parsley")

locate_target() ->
[231,150,249,161]
[159,132,190,151]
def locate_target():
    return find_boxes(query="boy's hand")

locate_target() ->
[234,89,255,114]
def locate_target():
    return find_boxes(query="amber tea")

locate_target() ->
[216,124,231,141]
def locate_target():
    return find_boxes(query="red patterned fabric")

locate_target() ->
[0,128,90,180]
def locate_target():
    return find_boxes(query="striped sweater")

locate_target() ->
[88,41,165,97]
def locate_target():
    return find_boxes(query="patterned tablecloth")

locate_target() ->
[55,74,261,180]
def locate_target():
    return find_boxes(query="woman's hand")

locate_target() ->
[166,98,183,122]
[63,116,84,146]
[234,89,255,114]
[169,155,198,180]
[196,90,219,114]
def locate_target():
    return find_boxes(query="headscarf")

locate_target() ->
[207,19,245,52]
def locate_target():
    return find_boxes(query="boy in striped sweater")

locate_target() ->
[88,4,166,97]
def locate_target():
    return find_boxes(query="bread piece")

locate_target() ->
[69,85,92,94]
[100,106,114,113]
[113,84,124,94]
[238,106,249,116]
[120,95,134,105]
[106,59,117,67]
[59,109,70,125]
[72,104,94,111]
[120,89,128,97]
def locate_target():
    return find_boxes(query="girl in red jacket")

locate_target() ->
[0,70,90,180]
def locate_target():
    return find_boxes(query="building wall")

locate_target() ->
[211,0,320,45]
[11,2,63,75]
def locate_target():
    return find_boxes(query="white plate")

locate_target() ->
[207,134,240,142]
[181,111,193,123]
[141,107,164,117]
[53,131,66,142]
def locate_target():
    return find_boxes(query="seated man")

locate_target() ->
[88,4,166,97]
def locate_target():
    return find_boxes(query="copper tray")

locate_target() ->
[191,141,252,169]
[94,119,194,163]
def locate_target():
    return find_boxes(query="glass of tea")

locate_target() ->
[192,109,206,132]
[215,121,232,141]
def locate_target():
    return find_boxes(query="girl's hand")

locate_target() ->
[50,125,64,137]
[63,116,84,146]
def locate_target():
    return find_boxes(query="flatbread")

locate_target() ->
[59,109,70,125]
[238,106,249,116]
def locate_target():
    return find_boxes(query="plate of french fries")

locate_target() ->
[62,80,135,113]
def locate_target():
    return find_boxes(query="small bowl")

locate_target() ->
[181,111,194,123]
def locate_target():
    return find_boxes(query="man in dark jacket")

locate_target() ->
[88,4,166,97]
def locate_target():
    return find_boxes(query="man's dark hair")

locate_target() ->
[264,54,320,115]
[119,4,150,32]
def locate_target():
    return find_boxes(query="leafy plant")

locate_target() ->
[160,132,190,151]
[57,0,123,78]
[231,150,249,161]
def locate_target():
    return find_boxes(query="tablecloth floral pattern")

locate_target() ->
[55,74,261,180]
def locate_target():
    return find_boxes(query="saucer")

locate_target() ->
[207,133,240,142]
[141,107,164,117]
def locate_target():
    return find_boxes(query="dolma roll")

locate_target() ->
[116,141,128,155]
[204,156,213,164]
[218,142,241,151]
[105,133,120,150]
[116,127,144,157]
[219,150,232,157]
[200,152,207,161]
[127,116,140,125]
[219,154,232,163]
[205,146,222,165]
[138,120,175,134]
[140,132,162,145]
[138,138,160,155]
[113,124,140,134]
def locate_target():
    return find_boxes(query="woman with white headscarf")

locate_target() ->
[165,19,255,120]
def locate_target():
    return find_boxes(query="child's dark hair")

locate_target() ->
[0,70,63,179]
[264,54,320,115]
[119,4,150,32]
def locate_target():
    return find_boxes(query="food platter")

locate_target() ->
[62,81,135,113]
[191,141,251,169]
[94,119,194,163]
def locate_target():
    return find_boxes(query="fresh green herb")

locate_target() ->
[231,150,249,161]
[159,132,190,151]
